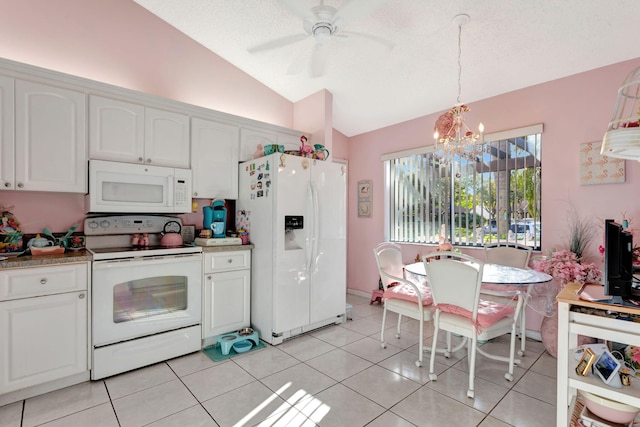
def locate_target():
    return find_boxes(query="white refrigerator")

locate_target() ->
[237,153,347,345]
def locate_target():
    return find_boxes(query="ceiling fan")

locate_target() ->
[248,0,391,77]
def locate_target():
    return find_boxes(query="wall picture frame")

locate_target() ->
[357,180,372,218]
[580,141,625,185]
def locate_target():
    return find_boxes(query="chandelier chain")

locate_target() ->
[457,23,462,105]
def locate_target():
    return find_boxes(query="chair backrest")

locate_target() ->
[423,252,484,321]
[484,243,532,269]
[373,242,404,290]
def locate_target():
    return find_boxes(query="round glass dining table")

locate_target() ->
[404,262,553,286]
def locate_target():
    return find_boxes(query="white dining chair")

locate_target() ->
[423,251,523,398]
[373,242,433,367]
[484,242,532,268]
[484,242,532,356]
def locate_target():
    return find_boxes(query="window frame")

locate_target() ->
[383,124,543,249]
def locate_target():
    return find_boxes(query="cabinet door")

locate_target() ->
[15,80,87,193]
[89,95,145,163]
[0,75,14,190]
[0,291,88,393]
[203,270,250,339]
[239,128,278,162]
[0,263,88,301]
[145,107,190,168]
[191,118,239,199]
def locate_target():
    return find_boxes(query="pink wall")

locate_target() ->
[347,58,640,294]
[0,0,293,128]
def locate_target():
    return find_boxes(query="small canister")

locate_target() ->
[199,229,212,239]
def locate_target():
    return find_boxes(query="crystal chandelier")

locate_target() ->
[433,14,484,160]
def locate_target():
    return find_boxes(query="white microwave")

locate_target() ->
[87,160,192,214]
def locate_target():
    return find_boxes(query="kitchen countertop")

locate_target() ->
[0,245,254,269]
[0,244,254,270]
[0,250,92,269]
[199,244,254,253]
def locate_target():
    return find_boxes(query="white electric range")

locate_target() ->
[85,215,202,380]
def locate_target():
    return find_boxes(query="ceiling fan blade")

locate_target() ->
[279,0,314,20]
[341,30,394,50]
[310,44,329,78]
[335,0,386,24]
[248,33,308,54]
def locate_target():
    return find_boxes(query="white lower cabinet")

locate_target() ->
[0,263,89,399]
[202,250,251,343]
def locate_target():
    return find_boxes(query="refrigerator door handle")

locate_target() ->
[305,182,314,272]
[310,181,320,271]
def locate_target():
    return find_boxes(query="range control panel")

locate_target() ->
[84,215,180,235]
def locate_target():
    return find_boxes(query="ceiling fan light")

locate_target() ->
[313,24,332,45]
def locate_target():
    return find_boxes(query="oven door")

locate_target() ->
[92,254,201,347]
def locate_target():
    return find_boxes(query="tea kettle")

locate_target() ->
[27,234,54,248]
[160,220,183,247]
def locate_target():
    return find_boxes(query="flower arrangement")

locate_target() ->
[0,210,23,252]
[624,346,640,374]
[534,249,602,287]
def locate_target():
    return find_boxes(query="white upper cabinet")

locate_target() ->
[0,75,15,191]
[145,107,190,168]
[89,95,190,168]
[191,117,240,199]
[12,80,86,193]
[239,128,278,162]
[89,95,144,164]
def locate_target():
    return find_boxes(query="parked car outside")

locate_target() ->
[483,220,498,235]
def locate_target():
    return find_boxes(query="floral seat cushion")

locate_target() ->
[383,282,433,306]
[435,300,515,330]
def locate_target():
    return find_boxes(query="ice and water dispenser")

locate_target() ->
[284,215,304,250]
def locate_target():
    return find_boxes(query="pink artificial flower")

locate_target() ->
[533,250,602,288]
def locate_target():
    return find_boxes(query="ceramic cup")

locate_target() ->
[211,222,225,236]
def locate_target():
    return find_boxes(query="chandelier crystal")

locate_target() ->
[434,14,484,160]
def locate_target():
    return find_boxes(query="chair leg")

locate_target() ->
[444,331,452,359]
[468,332,477,399]
[429,314,439,381]
[396,314,402,338]
[518,309,526,357]
[380,306,388,349]
[415,312,423,367]
[505,321,518,382]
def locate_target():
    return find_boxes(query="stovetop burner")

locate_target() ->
[85,215,202,261]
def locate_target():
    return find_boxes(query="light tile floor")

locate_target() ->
[0,294,557,427]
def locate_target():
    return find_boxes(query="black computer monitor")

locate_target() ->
[603,219,634,305]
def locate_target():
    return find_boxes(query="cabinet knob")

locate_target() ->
[40,278,47,285]
[17,183,24,189]
[146,158,152,164]
[207,275,212,280]
[227,259,233,263]
[3,182,10,188]
[194,192,198,197]
[79,293,85,299]
[138,157,144,162]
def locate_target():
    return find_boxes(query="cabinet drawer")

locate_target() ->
[204,251,250,273]
[0,263,88,301]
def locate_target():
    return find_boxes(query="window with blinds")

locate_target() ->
[385,124,542,249]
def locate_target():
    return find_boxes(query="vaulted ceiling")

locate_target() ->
[133,0,640,137]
